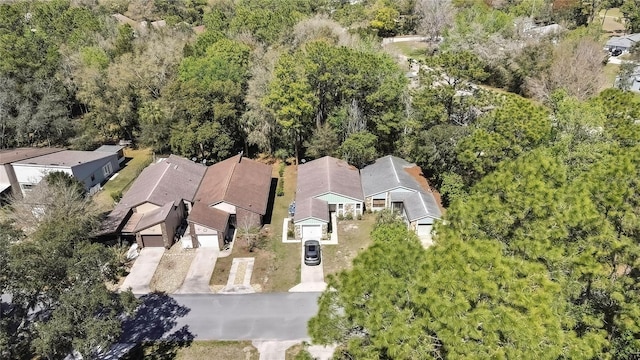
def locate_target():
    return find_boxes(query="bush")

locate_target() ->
[274,148,289,162]
[345,212,353,220]
[276,178,284,196]
[278,162,285,178]
[110,190,123,203]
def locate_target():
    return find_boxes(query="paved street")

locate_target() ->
[120,292,322,342]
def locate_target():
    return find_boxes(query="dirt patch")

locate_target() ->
[149,245,195,293]
[210,244,273,291]
[143,340,259,360]
[322,213,376,277]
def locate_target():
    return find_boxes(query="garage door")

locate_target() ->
[302,225,322,240]
[141,234,165,247]
[197,234,219,248]
[417,224,433,237]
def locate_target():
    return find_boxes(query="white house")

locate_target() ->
[10,150,119,196]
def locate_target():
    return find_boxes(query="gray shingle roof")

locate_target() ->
[95,145,124,154]
[296,156,364,201]
[294,198,330,223]
[12,150,113,168]
[360,155,424,196]
[606,33,640,48]
[391,191,441,222]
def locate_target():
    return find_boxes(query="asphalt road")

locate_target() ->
[119,292,322,342]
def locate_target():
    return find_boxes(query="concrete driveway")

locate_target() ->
[289,242,326,292]
[176,247,219,294]
[120,247,165,294]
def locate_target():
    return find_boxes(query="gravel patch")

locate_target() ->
[234,262,247,285]
[149,246,196,293]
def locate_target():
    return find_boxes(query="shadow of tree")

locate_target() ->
[119,292,194,359]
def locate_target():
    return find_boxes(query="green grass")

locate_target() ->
[143,340,258,360]
[264,162,302,292]
[93,148,153,210]
[602,63,620,91]
[387,41,431,61]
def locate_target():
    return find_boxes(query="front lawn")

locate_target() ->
[322,213,376,277]
[210,161,300,292]
[143,340,258,360]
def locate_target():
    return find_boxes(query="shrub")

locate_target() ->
[278,161,285,177]
[345,212,354,220]
[110,190,122,203]
[276,178,284,196]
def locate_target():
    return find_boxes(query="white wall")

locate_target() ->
[213,202,236,214]
[12,165,72,195]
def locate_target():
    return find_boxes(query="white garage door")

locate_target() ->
[302,225,322,240]
[417,224,433,237]
[197,234,218,248]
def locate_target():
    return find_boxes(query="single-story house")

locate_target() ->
[94,144,126,165]
[187,153,272,249]
[616,65,640,92]
[101,155,206,248]
[294,156,364,240]
[605,33,640,53]
[360,155,441,236]
[10,150,119,196]
[0,147,63,198]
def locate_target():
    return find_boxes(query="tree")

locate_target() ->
[2,176,137,359]
[621,0,640,33]
[305,122,339,159]
[264,52,317,163]
[414,0,455,41]
[339,131,378,168]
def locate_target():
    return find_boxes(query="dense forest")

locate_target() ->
[2,0,640,358]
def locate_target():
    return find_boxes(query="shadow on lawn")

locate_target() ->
[119,292,194,359]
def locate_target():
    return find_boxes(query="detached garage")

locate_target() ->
[196,234,219,248]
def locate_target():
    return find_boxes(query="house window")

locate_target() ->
[356,203,362,213]
[372,198,386,208]
[20,183,35,192]
[102,163,113,177]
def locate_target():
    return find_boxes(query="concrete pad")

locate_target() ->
[120,247,165,294]
[307,344,337,360]
[289,242,326,292]
[176,247,219,294]
[253,340,300,360]
[220,258,256,294]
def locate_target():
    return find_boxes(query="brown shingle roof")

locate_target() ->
[296,156,364,201]
[101,155,206,235]
[187,201,229,231]
[116,155,206,210]
[0,147,64,165]
[192,154,272,215]
[134,202,174,232]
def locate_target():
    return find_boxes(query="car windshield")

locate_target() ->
[307,245,316,252]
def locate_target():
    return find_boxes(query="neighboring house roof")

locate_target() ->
[133,202,174,232]
[294,198,330,223]
[391,191,442,222]
[101,155,206,235]
[0,147,64,165]
[192,153,272,215]
[117,155,206,209]
[606,33,640,48]
[187,201,230,232]
[297,156,364,202]
[95,145,124,154]
[360,155,426,196]
[12,150,114,168]
[111,13,138,27]
[525,23,563,37]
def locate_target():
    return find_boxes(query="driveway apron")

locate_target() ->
[120,247,165,294]
[176,247,219,294]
